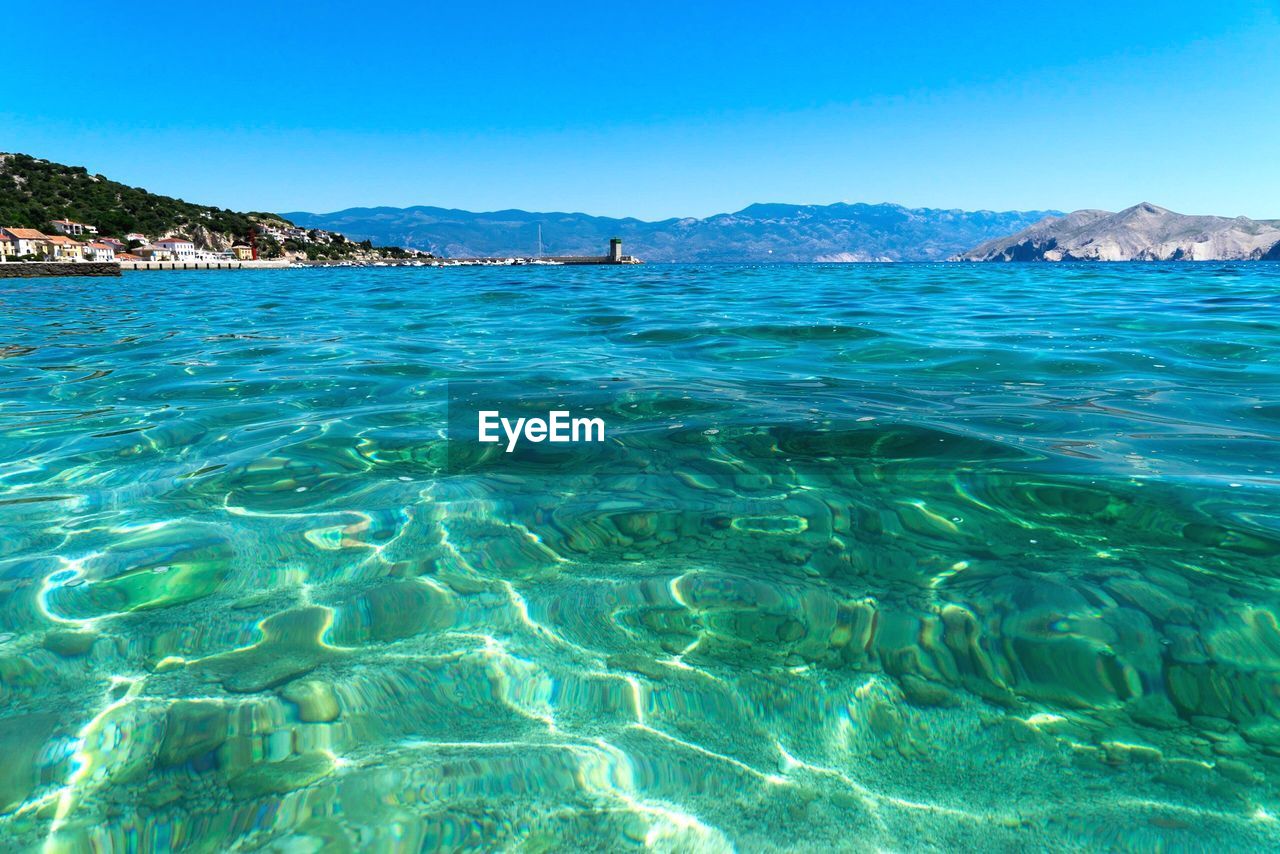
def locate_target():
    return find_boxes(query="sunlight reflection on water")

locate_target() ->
[1,263,1279,850]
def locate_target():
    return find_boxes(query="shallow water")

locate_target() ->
[2,263,1280,851]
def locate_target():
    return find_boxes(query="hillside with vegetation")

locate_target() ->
[0,153,420,261]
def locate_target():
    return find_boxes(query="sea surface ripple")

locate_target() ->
[1,263,1279,851]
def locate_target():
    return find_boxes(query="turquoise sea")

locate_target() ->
[2,263,1280,852]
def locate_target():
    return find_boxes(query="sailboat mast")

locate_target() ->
[537,225,543,259]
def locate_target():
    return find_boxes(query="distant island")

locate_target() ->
[953,203,1280,262]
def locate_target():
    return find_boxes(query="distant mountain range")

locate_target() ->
[953,203,1280,262]
[282,203,1061,263]
[14,153,1271,264]
[5,152,1061,264]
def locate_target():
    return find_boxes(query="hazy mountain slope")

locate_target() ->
[282,202,1060,262]
[954,203,1280,261]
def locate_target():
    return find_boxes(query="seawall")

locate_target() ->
[118,260,291,271]
[0,262,121,278]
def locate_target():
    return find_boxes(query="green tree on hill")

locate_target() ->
[0,153,416,260]
[0,154,283,243]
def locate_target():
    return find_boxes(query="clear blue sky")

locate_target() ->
[4,0,1279,219]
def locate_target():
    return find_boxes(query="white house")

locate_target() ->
[1,227,48,257]
[51,219,97,236]
[156,236,196,260]
[84,242,117,262]
[125,233,147,244]
[134,245,175,261]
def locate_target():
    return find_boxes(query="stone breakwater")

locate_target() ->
[119,259,291,271]
[0,261,120,278]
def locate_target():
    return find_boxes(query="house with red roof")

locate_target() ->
[1,227,50,257]
[51,219,97,237]
[134,245,175,261]
[43,234,85,260]
[84,242,116,262]
[156,236,196,260]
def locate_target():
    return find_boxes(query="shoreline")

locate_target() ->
[293,255,642,268]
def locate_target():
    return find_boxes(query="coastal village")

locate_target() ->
[0,218,641,271]
[0,153,640,273]
[0,218,348,264]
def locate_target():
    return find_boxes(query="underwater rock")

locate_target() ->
[1101,740,1163,765]
[0,712,58,814]
[730,515,809,535]
[329,578,456,645]
[1162,624,1210,665]
[445,518,564,579]
[1214,758,1263,786]
[846,678,926,760]
[280,679,341,723]
[45,524,233,618]
[1104,578,1195,624]
[1204,607,1280,670]
[938,603,1005,692]
[1125,694,1183,730]
[228,752,334,800]
[1241,719,1280,749]
[157,701,228,767]
[610,510,659,539]
[42,629,98,657]
[898,674,961,708]
[606,653,672,681]
[876,609,954,684]
[830,598,878,666]
[1165,664,1234,720]
[190,606,343,693]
